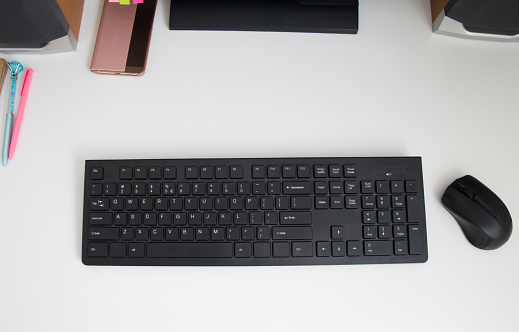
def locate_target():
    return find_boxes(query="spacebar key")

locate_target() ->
[147,243,233,258]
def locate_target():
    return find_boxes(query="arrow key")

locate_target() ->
[331,226,345,239]
[347,241,361,256]
[332,241,346,257]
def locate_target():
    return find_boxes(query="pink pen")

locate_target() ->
[8,69,33,160]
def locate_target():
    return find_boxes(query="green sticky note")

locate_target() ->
[120,0,130,4]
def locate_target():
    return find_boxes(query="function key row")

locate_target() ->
[252,165,356,179]
[90,165,358,181]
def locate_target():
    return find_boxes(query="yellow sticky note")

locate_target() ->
[119,0,130,4]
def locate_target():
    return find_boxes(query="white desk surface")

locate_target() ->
[1,1,518,331]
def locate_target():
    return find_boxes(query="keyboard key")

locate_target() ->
[149,167,162,179]
[235,243,252,258]
[297,165,311,178]
[391,181,404,193]
[344,180,357,194]
[376,180,389,193]
[90,167,103,180]
[407,195,421,223]
[345,196,359,209]
[200,166,214,179]
[272,227,312,240]
[273,242,290,257]
[238,182,251,195]
[333,241,346,257]
[110,243,126,258]
[361,181,374,194]
[331,226,345,239]
[329,165,341,177]
[226,227,239,241]
[257,227,271,240]
[282,166,296,178]
[128,243,145,257]
[230,166,243,179]
[215,166,228,179]
[364,241,392,256]
[252,166,265,178]
[315,197,329,209]
[211,227,225,241]
[150,228,164,241]
[394,240,408,255]
[363,226,376,239]
[234,211,247,225]
[185,166,198,179]
[241,227,255,240]
[166,228,179,241]
[104,183,116,196]
[267,166,280,178]
[249,211,263,225]
[405,180,418,193]
[88,227,119,240]
[90,198,109,211]
[330,196,344,209]
[392,195,405,208]
[134,167,147,179]
[282,182,311,195]
[260,197,274,210]
[292,242,313,257]
[314,182,328,194]
[88,243,108,257]
[408,225,422,255]
[267,182,280,195]
[317,242,330,257]
[180,228,194,241]
[378,210,391,224]
[254,242,271,258]
[346,241,361,256]
[279,212,312,225]
[136,228,148,241]
[343,165,356,177]
[89,213,112,225]
[393,225,406,238]
[147,243,233,258]
[252,182,266,195]
[291,196,312,210]
[195,227,210,241]
[114,213,127,226]
[362,211,376,224]
[314,165,327,178]
[378,225,391,239]
[264,212,278,225]
[119,166,132,180]
[163,166,177,179]
[90,183,102,196]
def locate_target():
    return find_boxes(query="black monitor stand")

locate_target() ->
[169,0,358,34]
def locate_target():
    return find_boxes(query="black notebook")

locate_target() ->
[169,0,358,34]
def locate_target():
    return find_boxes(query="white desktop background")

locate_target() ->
[0,1,518,331]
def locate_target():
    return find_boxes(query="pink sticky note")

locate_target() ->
[108,0,118,2]
[133,0,144,3]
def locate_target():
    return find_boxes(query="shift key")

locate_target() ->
[273,227,313,240]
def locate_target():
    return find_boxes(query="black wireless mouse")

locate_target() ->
[442,175,512,250]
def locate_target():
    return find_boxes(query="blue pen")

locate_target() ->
[2,61,23,166]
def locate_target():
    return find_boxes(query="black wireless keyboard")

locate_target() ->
[82,157,428,266]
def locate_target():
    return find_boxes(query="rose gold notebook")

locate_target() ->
[90,0,156,76]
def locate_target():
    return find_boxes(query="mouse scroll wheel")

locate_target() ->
[455,183,475,198]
